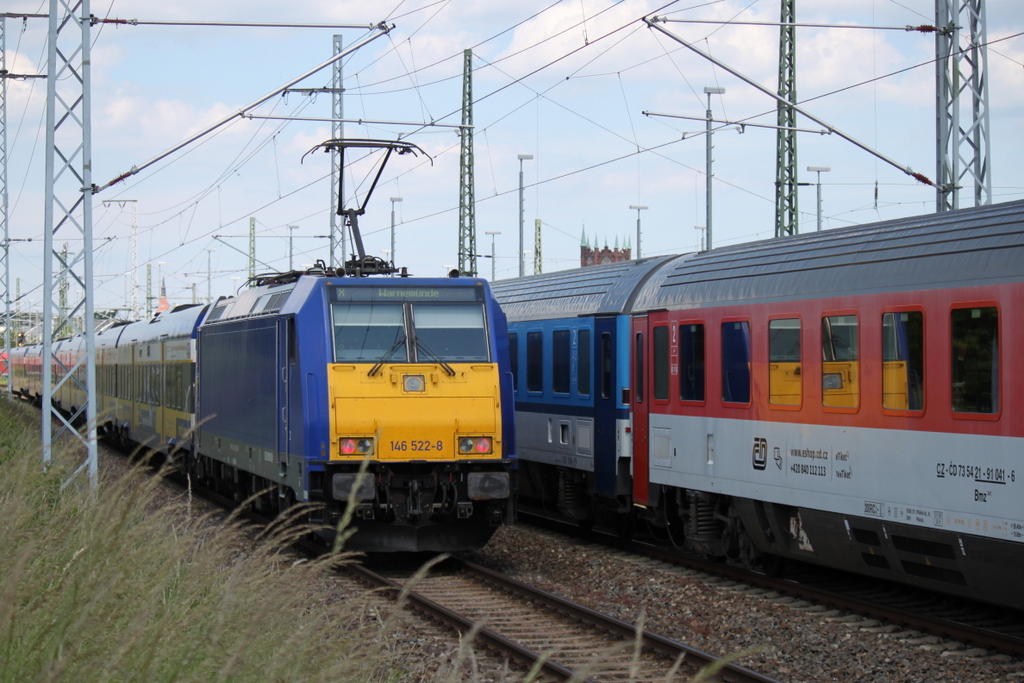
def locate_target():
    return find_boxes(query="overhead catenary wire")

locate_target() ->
[95,24,393,193]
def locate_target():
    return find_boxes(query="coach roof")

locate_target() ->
[631,199,1024,313]
[491,255,679,322]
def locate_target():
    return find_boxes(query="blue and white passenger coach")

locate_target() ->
[193,272,517,552]
[490,258,672,528]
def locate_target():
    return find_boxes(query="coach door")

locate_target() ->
[631,315,650,506]
[593,316,617,497]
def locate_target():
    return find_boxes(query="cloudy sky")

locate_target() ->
[5,0,1023,315]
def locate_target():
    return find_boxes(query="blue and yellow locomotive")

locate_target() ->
[193,270,517,551]
[13,269,517,553]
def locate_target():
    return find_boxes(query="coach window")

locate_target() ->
[679,323,705,402]
[882,311,925,411]
[508,332,519,392]
[768,319,801,406]
[653,326,669,401]
[526,331,543,392]
[578,329,592,397]
[721,321,751,404]
[951,306,998,414]
[600,332,613,400]
[552,330,571,394]
[822,315,859,409]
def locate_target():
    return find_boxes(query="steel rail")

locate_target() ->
[346,561,586,682]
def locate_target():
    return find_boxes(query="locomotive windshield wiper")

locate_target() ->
[368,335,407,377]
[414,338,456,377]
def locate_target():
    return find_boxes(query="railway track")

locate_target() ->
[159,465,779,681]
[519,509,1024,661]
[349,556,783,683]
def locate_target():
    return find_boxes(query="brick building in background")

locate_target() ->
[580,230,631,267]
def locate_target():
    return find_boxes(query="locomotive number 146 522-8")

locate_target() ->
[390,440,445,452]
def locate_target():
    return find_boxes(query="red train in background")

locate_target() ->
[492,199,1024,610]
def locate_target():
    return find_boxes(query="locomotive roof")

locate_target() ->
[490,255,678,321]
[631,199,1024,312]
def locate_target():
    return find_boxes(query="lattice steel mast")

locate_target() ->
[935,0,991,211]
[331,35,345,267]
[533,219,542,274]
[457,49,477,277]
[42,0,98,484]
[774,0,798,237]
[1,16,9,397]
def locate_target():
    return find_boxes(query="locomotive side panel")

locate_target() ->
[197,318,289,485]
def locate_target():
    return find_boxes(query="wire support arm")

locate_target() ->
[643,16,934,187]
[91,17,380,29]
[94,22,392,193]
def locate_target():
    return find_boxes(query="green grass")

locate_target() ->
[0,400,728,683]
[0,400,409,683]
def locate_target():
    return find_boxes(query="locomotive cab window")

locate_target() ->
[822,315,859,409]
[411,304,488,361]
[882,311,924,411]
[951,306,998,415]
[332,304,407,363]
[768,318,801,406]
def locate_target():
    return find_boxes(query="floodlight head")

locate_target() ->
[807,166,831,173]
[704,86,725,95]
[629,205,649,211]
[518,154,534,161]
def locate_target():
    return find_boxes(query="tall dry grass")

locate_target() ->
[0,400,736,683]
[0,401,404,683]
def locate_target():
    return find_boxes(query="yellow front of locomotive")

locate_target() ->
[324,281,513,552]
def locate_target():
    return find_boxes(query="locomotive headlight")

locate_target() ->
[339,437,375,456]
[822,373,844,390]
[403,374,426,392]
[467,472,510,500]
[459,436,493,454]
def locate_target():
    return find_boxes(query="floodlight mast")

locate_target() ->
[305,138,431,276]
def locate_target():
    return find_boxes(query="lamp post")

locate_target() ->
[704,86,725,250]
[629,205,648,259]
[389,197,402,273]
[485,231,501,281]
[206,248,216,304]
[517,154,533,277]
[807,166,830,231]
[288,225,298,270]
